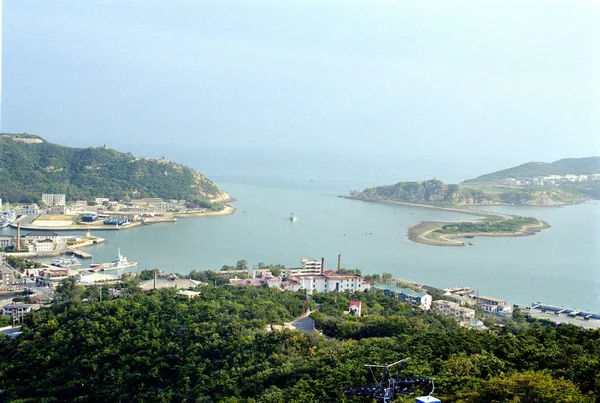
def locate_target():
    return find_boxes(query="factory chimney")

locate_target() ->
[16,223,21,251]
[337,254,341,271]
[321,257,324,274]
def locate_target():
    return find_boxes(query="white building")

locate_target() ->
[291,270,370,295]
[476,295,513,314]
[288,258,323,276]
[95,198,109,205]
[0,236,15,248]
[42,194,66,206]
[2,303,40,323]
[25,231,59,243]
[31,239,55,252]
[18,204,40,214]
[373,283,432,311]
[433,300,476,320]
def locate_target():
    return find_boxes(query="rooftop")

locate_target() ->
[477,295,508,304]
[373,283,428,298]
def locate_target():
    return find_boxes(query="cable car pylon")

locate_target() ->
[343,357,440,402]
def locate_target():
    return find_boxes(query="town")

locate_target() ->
[1,192,227,234]
[2,252,598,340]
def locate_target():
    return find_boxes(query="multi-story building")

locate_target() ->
[0,236,15,248]
[2,303,40,323]
[476,295,512,314]
[291,270,370,295]
[25,231,59,243]
[0,265,16,286]
[18,204,40,214]
[433,300,475,320]
[373,283,432,310]
[42,194,66,206]
[287,258,323,276]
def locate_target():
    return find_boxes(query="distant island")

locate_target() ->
[0,133,231,204]
[348,157,600,246]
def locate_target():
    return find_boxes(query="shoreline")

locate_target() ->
[346,196,549,247]
[10,205,236,231]
[173,205,236,218]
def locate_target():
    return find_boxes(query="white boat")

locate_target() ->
[290,212,298,222]
[1,204,16,228]
[101,248,138,271]
[52,257,81,268]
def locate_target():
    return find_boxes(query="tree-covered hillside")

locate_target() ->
[0,285,598,402]
[465,157,600,183]
[0,133,229,203]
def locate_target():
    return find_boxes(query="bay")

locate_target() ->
[2,156,599,312]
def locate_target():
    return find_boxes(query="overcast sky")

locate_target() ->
[2,0,599,175]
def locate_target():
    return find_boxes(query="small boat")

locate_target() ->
[289,212,298,222]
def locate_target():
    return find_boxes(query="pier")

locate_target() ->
[67,248,93,259]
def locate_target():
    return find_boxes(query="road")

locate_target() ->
[291,316,316,333]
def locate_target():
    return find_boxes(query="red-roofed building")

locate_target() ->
[349,300,362,316]
[290,271,370,295]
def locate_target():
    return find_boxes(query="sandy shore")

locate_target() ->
[173,205,236,218]
[347,196,550,247]
[408,218,551,247]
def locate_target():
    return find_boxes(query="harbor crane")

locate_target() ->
[343,358,440,403]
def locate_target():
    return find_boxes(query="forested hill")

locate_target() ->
[0,285,597,402]
[0,133,230,203]
[464,157,600,183]
[349,179,494,205]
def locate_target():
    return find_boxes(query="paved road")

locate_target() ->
[292,316,316,333]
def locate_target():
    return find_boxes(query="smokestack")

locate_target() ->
[321,257,324,274]
[337,254,341,271]
[16,223,20,251]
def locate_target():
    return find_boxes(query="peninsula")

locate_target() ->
[0,133,235,232]
[348,157,599,246]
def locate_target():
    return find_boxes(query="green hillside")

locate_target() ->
[0,284,597,402]
[0,133,229,203]
[465,157,600,183]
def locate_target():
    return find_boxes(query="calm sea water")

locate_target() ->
[2,155,599,312]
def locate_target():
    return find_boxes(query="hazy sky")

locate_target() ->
[2,0,599,176]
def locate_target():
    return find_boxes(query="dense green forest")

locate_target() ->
[436,216,540,235]
[0,284,598,402]
[465,157,600,183]
[0,134,227,203]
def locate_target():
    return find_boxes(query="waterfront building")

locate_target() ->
[373,283,432,310]
[18,204,40,214]
[0,235,15,248]
[25,231,59,243]
[287,258,323,276]
[48,206,67,215]
[476,295,512,314]
[290,270,370,295]
[29,238,55,252]
[81,213,98,222]
[42,193,66,206]
[432,300,475,320]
